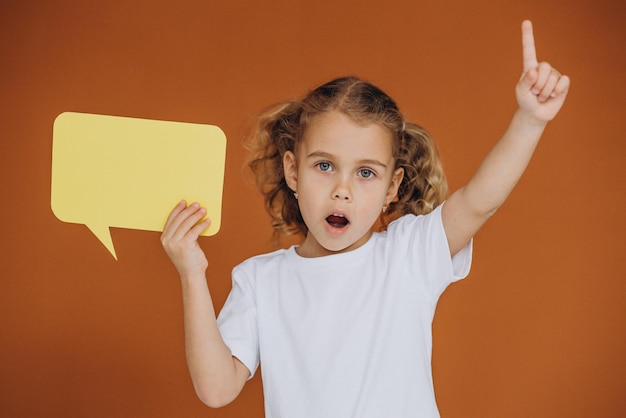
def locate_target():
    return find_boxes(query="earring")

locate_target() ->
[382,204,387,213]
[294,191,298,200]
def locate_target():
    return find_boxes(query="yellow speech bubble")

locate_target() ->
[51,112,227,260]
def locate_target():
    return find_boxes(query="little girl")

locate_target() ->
[162,20,569,417]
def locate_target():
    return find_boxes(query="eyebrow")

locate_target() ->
[305,151,388,169]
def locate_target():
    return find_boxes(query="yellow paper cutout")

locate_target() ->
[51,112,227,260]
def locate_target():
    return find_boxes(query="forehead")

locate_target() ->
[300,111,394,159]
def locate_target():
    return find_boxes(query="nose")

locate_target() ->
[332,177,352,202]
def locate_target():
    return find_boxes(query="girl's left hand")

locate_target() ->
[516,20,570,123]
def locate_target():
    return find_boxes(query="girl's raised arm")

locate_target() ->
[442,20,570,256]
[161,201,250,407]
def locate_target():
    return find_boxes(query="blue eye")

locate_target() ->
[317,162,332,172]
[358,168,375,178]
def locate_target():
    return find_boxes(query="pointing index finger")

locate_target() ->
[522,20,538,73]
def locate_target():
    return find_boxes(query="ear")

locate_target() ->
[385,167,404,204]
[283,150,298,192]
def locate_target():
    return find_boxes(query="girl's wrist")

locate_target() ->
[514,107,549,131]
[179,270,208,284]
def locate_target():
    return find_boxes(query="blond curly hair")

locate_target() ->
[245,76,447,239]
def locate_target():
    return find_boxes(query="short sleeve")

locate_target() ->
[436,202,473,281]
[216,266,260,379]
[426,203,472,294]
[387,203,473,299]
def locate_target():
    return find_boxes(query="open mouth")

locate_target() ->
[326,213,349,228]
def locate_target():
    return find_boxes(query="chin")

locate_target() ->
[324,237,361,253]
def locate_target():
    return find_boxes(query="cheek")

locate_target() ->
[351,187,387,215]
[295,189,320,216]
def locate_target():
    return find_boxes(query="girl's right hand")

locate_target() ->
[161,200,212,278]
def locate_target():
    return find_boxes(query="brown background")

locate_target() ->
[1,1,625,417]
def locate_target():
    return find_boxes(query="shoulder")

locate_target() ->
[386,204,445,241]
[382,204,464,270]
[385,203,472,290]
[233,246,294,276]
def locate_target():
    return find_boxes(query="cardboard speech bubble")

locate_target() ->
[51,112,227,260]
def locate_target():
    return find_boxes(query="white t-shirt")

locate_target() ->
[217,204,472,417]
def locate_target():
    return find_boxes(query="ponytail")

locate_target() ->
[382,122,448,226]
[245,102,307,239]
